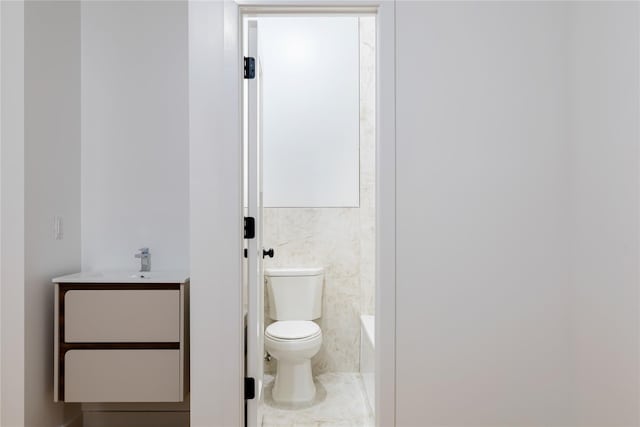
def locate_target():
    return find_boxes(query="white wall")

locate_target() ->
[0,1,25,425]
[395,1,639,426]
[568,3,640,425]
[24,3,82,426]
[81,0,189,272]
[398,2,569,425]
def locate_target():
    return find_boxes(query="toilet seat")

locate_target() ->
[265,321,321,341]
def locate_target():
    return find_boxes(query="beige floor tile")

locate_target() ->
[261,373,374,427]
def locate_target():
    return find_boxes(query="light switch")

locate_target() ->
[54,216,63,240]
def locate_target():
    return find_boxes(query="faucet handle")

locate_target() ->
[135,248,149,258]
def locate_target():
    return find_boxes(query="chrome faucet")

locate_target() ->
[135,248,151,272]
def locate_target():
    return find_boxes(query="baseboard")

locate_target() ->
[60,413,83,427]
[82,411,189,427]
[80,396,190,427]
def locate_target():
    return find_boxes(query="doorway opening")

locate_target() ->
[242,10,377,427]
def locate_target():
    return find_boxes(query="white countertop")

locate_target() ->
[52,271,190,284]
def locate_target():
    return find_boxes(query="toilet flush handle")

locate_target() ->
[262,248,274,258]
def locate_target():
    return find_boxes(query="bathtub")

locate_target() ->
[360,315,375,415]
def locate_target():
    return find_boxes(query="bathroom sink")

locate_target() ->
[52,271,190,284]
[129,273,155,280]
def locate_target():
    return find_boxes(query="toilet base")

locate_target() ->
[272,359,316,404]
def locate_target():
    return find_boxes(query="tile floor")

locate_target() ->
[261,372,374,427]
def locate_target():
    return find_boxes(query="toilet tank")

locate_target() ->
[265,267,324,321]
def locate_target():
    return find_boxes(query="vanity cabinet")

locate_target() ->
[53,277,189,403]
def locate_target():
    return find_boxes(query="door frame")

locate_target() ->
[238,4,397,426]
[188,1,396,426]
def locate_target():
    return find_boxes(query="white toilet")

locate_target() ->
[264,267,324,404]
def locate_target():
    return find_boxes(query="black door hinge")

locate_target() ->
[244,57,255,79]
[245,377,256,400]
[244,217,255,239]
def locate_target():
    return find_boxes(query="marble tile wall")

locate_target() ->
[263,17,375,374]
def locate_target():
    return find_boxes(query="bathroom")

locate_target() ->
[242,14,377,426]
[4,2,381,425]
[2,1,640,427]
[33,1,191,425]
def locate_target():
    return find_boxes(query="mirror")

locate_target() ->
[260,17,360,208]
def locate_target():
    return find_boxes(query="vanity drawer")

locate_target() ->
[64,290,180,342]
[64,349,182,402]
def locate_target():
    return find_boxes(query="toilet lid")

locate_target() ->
[265,321,321,340]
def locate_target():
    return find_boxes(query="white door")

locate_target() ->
[245,19,264,427]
